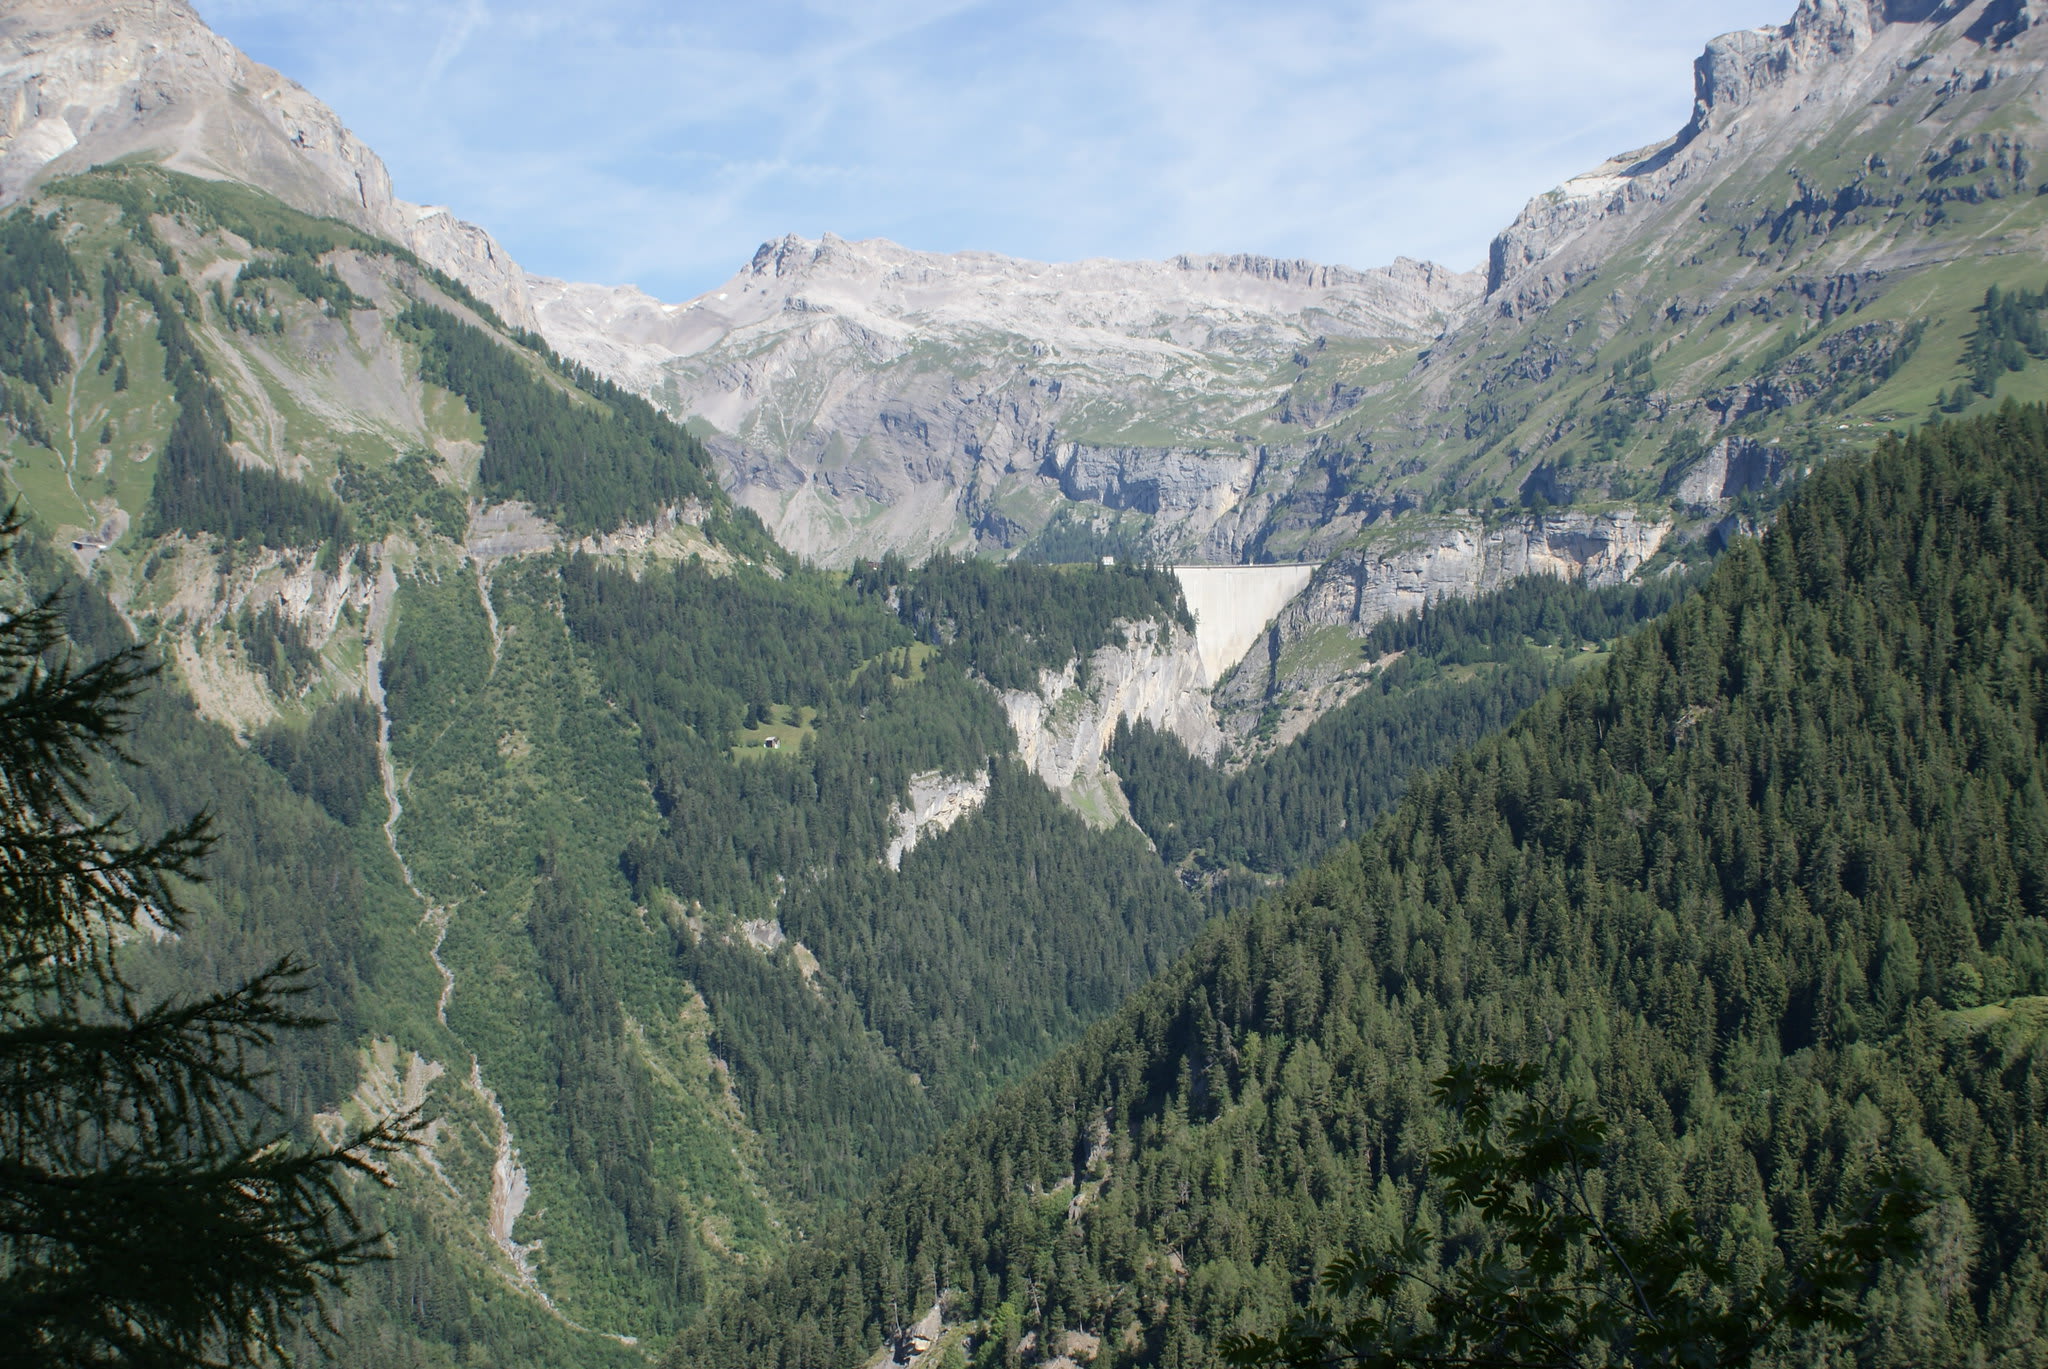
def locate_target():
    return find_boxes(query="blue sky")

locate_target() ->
[196,0,1792,302]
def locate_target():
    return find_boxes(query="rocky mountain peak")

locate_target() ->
[713,232,1481,330]
[1682,0,1995,140]
[522,236,1483,564]
[0,0,536,325]
[1480,0,2043,303]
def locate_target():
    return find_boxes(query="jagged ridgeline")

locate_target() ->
[677,408,2048,1369]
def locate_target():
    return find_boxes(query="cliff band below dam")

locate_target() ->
[1172,565,1319,683]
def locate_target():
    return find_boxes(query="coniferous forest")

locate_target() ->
[673,408,2048,1368]
[1111,570,1706,902]
[7,143,2048,1369]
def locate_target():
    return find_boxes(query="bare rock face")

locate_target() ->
[1215,511,1672,749]
[885,770,993,870]
[1001,619,1222,823]
[1665,438,1800,510]
[1290,511,1671,633]
[1478,0,2035,316]
[0,0,535,326]
[528,238,1482,565]
[526,1,2048,568]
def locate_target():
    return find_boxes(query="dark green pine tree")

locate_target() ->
[0,513,413,1367]
[1221,1063,1934,1369]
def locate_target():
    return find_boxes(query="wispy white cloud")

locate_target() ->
[193,0,1793,298]
[422,0,489,85]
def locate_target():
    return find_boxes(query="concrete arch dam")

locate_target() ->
[1171,564,1317,684]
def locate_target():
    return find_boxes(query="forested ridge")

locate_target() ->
[552,555,1208,1206]
[674,407,2048,1368]
[0,211,83,419]
[402,303,735,540]
[852,553,1193,692]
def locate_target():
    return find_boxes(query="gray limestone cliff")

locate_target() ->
[0,0,536,326]
[1001,620,1223,825]
[885,770,994,870]
[1288,510,1668,632]
[1216,511,1672,750]
[527,238,1482,566]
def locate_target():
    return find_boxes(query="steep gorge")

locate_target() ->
[4,4,2047,1367]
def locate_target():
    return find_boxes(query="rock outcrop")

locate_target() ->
[0,0,536,326]
[1477,0,2041,320]
[1001,619,1222,823]
[1665,438,1801,510]
[1216,511,1672,749]
[1286,511,1669,635]
[886,770,993,870]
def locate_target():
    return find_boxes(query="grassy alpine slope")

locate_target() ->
[1259,7,2048,557]
[675,406,2048,1368]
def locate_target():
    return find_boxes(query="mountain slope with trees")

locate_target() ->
[675,405,2048,1369]
[0,166,1252,1356]
[1110,568,1707,907]
[12,7,2048,1366]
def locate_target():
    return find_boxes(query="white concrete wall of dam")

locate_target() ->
[1172,565,1318,683]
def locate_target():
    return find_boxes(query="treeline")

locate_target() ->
[673,406,2048,1368]
[334,448,468,543]
[234,603,322,697]
[220,249,367,334]
[529,860,709,1325]
[402,303,719,536]
[852,553,1193,691]
[142,267,350,546]
[774,765,1202,1123]
[55,162,535,340]
[1112,570,1704,891]
[80,243,354,549]
[561,554,910,745]
[253,695,381,828]
[1019,509,1156,565]
[233,251,367,313]
[1964,282,2048,398]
